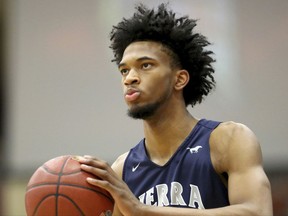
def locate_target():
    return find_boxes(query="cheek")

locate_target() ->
[121,78,127,91]
[147,75,173,96]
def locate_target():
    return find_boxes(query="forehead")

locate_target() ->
[120,41,171,65]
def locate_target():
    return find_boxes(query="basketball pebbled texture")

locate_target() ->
[25,155,114,216]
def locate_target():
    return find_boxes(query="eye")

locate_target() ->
[141,63,152,70]
[119,68,129,75]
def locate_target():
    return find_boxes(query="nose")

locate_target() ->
[124,69,140,85]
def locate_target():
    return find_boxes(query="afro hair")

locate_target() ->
[110,3,216,107]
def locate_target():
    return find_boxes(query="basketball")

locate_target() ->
[25,155,114,216]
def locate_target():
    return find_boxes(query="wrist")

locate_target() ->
[133,202,147,216]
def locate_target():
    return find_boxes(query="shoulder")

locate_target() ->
[213,121,255,136]
[210,121,262,173]
[212,121,259,148]
[111,152,129,178]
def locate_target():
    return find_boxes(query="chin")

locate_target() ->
[127,103,159,120]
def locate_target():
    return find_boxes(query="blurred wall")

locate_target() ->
[0,0,4,214]
[2,0,288,215]
[5,0,288,176]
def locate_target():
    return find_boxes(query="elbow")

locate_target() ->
[246,201,273,216]
[252,178,273,216]
[254,208,273,216]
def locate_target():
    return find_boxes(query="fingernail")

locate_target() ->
[80,163,87,167]
[71,155,81,161]
[87,177,97,183]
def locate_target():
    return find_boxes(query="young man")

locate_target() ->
[79,3,273,216]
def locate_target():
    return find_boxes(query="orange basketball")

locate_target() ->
[25,155,114,216]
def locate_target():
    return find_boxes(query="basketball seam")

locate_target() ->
[42,165,81,175]
[26,183,114,202]
[55,156,70,215]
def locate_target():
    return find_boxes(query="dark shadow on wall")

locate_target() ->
[0,0,6,214]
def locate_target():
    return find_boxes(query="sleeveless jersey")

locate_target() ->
[123,119,229,209]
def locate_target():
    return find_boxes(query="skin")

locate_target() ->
[79,41,273,216]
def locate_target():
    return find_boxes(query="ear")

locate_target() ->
[174,70,190,90]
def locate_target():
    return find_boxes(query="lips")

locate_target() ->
[124,88,141,102]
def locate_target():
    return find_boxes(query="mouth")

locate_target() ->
[124,88,141,102]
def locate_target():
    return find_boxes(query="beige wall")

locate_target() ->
[2,180,27,215]
[5,0,288,175]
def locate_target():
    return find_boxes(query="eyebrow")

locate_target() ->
[118,56,156,68]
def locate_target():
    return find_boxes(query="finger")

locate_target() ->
[83,155,96,159]
[76,155,97,164]
[77,155,109,167]
[80,165,117,192]
[86,177,113,194]
[72,155,94,163]
[71,155,83,162]
[86,175,123,196]
[80,163,105,176]
[79,158,111,171]
[80,163,115,181]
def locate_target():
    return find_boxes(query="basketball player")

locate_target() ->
[79,3,273,216]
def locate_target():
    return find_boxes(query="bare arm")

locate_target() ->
[216,122,272,215]
[79,123,272,216]
[110,152,128,216]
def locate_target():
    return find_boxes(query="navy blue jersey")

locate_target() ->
[123,119,229,209]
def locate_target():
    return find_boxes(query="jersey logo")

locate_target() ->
[187,146,202,154]
[132,162,141,172]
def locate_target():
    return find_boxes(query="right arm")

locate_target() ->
[111,152,129,216]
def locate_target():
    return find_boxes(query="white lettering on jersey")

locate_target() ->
[139,193,145,203]
[189,184,205,209]
[138,182,205,209]
[170,182,186,206]
[145,187,155,205]
[156,184,169,206]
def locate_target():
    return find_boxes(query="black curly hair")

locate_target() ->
[110,3,215,107]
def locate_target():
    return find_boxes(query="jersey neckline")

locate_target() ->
[141,118,206,168]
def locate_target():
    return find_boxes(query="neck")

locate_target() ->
[142,106,198,166]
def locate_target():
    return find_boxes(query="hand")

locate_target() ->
[78,155,143,216]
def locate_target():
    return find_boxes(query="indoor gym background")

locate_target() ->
[0,0,287,215]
